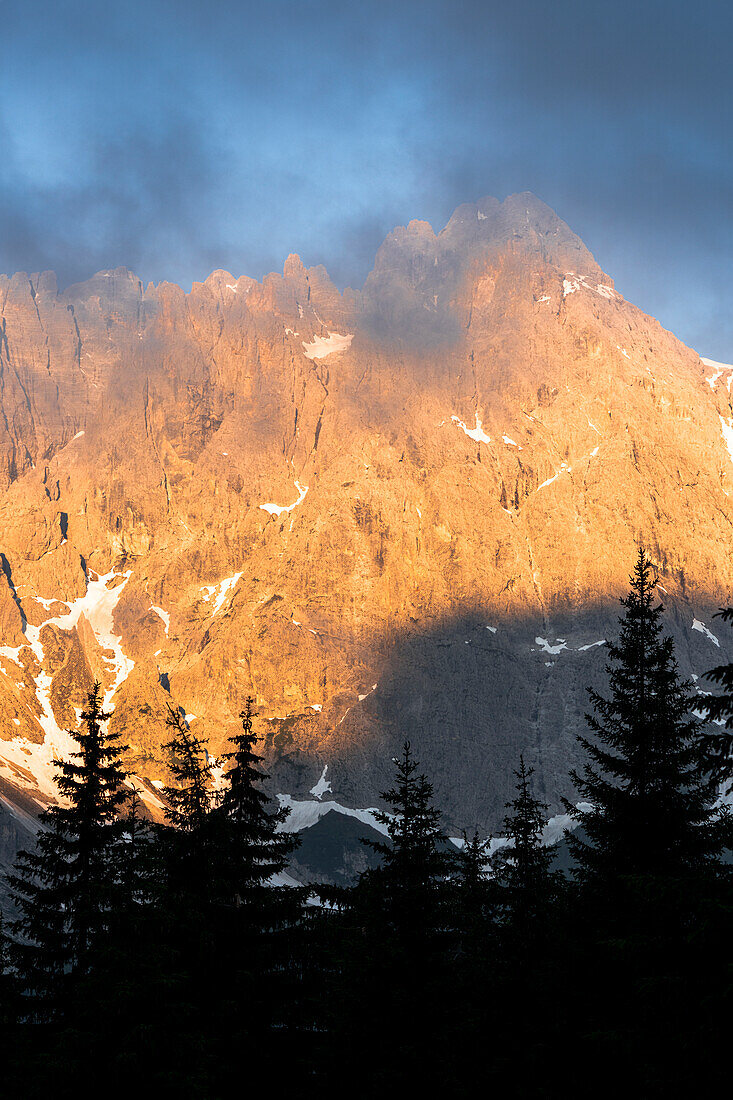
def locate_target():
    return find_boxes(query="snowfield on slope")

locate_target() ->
[260,481,309,518]
[302,331,353,360]
[200,573,243,615]
[451,414,491,445]
[0,570,136,798]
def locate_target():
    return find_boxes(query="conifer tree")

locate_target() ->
[564,550,732,1091]
[212,695,299,912]
[0,912,21,1080]
[487,759,563,1093]
[159,705,215,896]
[116,785,157,910]
[162,705,213,834]
[0,912,15,1027]
[569,548,727,884]
[341,742,453,1090]
[494,755,556,927]
[205,697,305,1082]
[446,826,499,1082]
[8,682,127,1011]
[362,740,450,940]
[453,828,497,944]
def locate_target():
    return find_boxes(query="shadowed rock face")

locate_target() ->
[1,192,732,836]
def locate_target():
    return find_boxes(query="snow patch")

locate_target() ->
[0,570,135,798]
[268,870,303,888]
[334,683,378,730]
[692,618,720,647]
[703,355,732,389]
[200,573,243,616]
[17,591,65,610]
[702,356,733,376]
[150,605,170,635]
[577,639,606,652]
[537,461,574,491]
[449,835,511,857]
[260,480,308,517]
[535,637,567,656]
[719,416,733,466]
[277,794,389,836]
[451,414,491,445]
[310,765,332,800]
[35,570,134,710]
[542,803,593,847]
[302,331,353,360]
[563,272,616,301]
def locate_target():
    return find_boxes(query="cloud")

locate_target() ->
[1,1,731,355]
[0,111,232,287]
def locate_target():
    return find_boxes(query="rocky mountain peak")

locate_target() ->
[63,266,144,304]
[0,194,730,842]
[283,253,307,278]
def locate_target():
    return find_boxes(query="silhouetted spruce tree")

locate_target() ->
[494,755,556,930]
[0,912,20,1080]
[45,786,165,1089]
[0,912,16,1026]
[8,682,127,1014]
[206,697,306,1086]
[453,827,497,952]
[70,764,215,1093]
[445,827,500,1084]
[212,696,299,911]
[162,705,213,833]
[159,704,215,898]
[486,756,566,1093]
[115,784,157,910]
[565,548,732,1092]
[363,740,451,937]
[569,548,727,884]
[135,706,222,1087]
[338,742,454,1090]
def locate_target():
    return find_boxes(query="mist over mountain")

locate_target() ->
[1,192,732,857]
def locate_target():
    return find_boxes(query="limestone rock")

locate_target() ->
[1,193,732,832]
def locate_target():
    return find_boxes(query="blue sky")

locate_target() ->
[1,0,731,357]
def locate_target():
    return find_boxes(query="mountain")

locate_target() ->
[1,191,732,859]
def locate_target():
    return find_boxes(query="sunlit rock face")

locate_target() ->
[1,192,732,836]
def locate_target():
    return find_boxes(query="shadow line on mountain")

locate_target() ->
[271,591,733,835]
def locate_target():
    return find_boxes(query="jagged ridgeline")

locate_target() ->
[1,193,733,845]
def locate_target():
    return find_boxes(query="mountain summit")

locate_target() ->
[0,193,731,840]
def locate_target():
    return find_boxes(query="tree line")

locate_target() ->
[0,549,732,1096]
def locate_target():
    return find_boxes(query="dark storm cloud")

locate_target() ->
[1,1,731,356]
[0,114,230,286]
